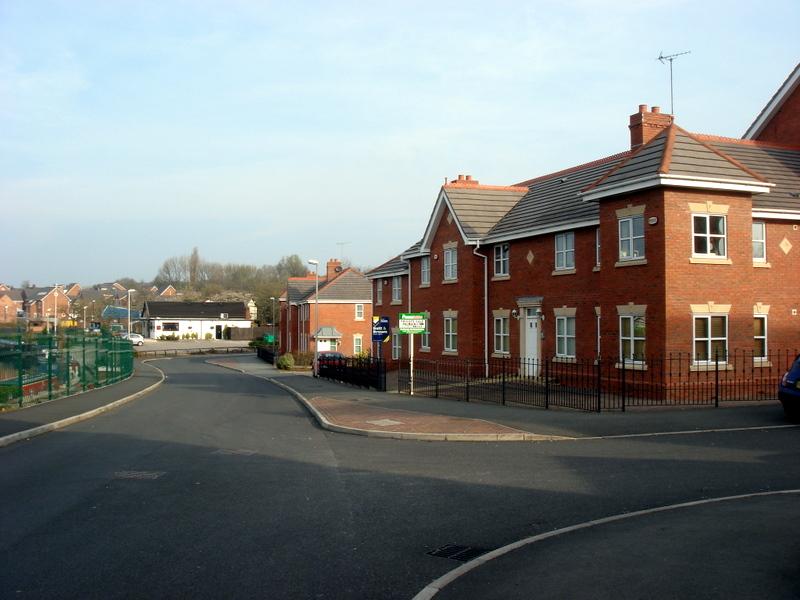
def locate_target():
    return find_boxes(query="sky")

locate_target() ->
[2,0,799,287]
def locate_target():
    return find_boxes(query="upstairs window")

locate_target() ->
[392,276,402,303]
[376,281,382,305]
[619,216,645,260]
[444,248,458,281]
[595,228,601,267]
[752,222,766,262]
[355,304,364,320]
[420,256,431,285]
[494,244,509,277]
[693,215,727,258]
[555,232,575,270]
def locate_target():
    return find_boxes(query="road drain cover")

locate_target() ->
[427,544,491,562]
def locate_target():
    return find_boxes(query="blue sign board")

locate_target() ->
[372,316,390,342]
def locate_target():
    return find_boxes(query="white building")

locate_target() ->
[142,301,253,340]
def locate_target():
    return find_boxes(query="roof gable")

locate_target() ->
[744,62,800,140]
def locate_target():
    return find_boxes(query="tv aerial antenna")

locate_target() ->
[336,241,351,259]
[657,50,691,116]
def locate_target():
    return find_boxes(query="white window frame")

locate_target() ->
[596,313,601,358]
[752,221,766,263]
[692,214,727,258]
[693,315,728,363]
[355,304,364,320]
[595,228,601,267]
[420,256,430,285]
[754,315,767,359]
[555,232,575,270]
[376,281,382,305]
[494,244,509,277]
[444,317,457,352]
[444,248,458,281]
[618,215,645,260]
[420,328,430,350]
[354,334,363,355]
[493,316,510,354]
[619,315,646,363]
[391,276,402,303]
[392,332,401,360]
[555,316,576,358]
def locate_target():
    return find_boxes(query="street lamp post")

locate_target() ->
[83,305,87,330]
[269,296,276,354]
[307,259,319,376]
[53,287,59,336]
[127,289,136,334]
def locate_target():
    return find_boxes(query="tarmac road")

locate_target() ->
[1,356,798,599]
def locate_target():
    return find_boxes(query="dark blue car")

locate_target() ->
[778,355,800,419]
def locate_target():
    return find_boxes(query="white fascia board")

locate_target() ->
[303,299,372,304]
[752,210,800,221]
[581,174,772,202]
[484,218,600,244]
[366,268,408,280]
[744,64,800,139]
[400,249,430,259]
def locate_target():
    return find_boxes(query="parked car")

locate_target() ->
[778,354,800,419]
[122,333,145,346]
[316,351,345,376]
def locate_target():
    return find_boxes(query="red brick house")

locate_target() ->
[279,260,373,357]
[370,63,800,376]
[24,285,71,328]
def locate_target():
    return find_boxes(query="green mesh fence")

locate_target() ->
[0,329,134,409]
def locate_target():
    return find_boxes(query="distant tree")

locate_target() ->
[276,254,308,278]
[155,256,189,286]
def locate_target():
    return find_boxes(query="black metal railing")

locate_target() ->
[256,347,277,364]
[397,349,798,412]
[317,357,386,392]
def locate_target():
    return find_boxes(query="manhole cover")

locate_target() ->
[427,544,491,562]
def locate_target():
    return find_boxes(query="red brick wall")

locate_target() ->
[314,302,373,356]
[0,295,15,322]
[755,85,800,146]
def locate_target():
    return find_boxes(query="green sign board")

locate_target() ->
[263,334,275,343]
[399,313,427,334]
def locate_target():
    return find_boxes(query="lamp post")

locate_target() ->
[53,287,59,336]
[307,259,319,376]
[83,305,87,331]
[269,296,276,354]
[127,289,136,334]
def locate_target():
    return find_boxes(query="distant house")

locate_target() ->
[158,285,178,298]
[64,283,82,299]
[0,293,16,323]
[279,259,373,356]
[24,285,70,326]
[142,301,252,339]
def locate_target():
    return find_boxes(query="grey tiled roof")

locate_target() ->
[588,126,765,195]
[486,153,628,241]
[444,187,527,239]
[315,270,372,302]
[286,279,316,303]
[707,140,800,213]
[366,254,408,279]
[143,301,248,319]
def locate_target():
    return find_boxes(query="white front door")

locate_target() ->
[317,339,333,352]
[523,308,540,377]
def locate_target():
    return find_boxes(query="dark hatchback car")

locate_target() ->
[778,354,800,419]
[316,351,346,376]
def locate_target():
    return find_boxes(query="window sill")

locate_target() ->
[355,318,364,321]
[753,358,772,368]
[491,274,510,282]
[419,347,430,353]
[690,363,735,372]
[689,257,732,265]
[491,352,511,358]
[592,265,601,272]
[441,279,459,285]
[442,350,459,357]
[390,300,402,305]
[753,261,771,268]
[419,283,430,288]
[551,268,576,276]
[552,356,576,364]
[615,361,648,371]
[615,258,648,268]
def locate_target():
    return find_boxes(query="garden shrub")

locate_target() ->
[276,353,295,370]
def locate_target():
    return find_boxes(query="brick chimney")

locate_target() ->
[629,104,673,149]
[326,259,343,281]
[448,174,480,186]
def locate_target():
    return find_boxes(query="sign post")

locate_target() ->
[399,313,427,396]
[372,316,390,360]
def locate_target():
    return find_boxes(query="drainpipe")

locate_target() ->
[473,242,489,377]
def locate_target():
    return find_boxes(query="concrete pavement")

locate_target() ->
[206,354,793,442]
